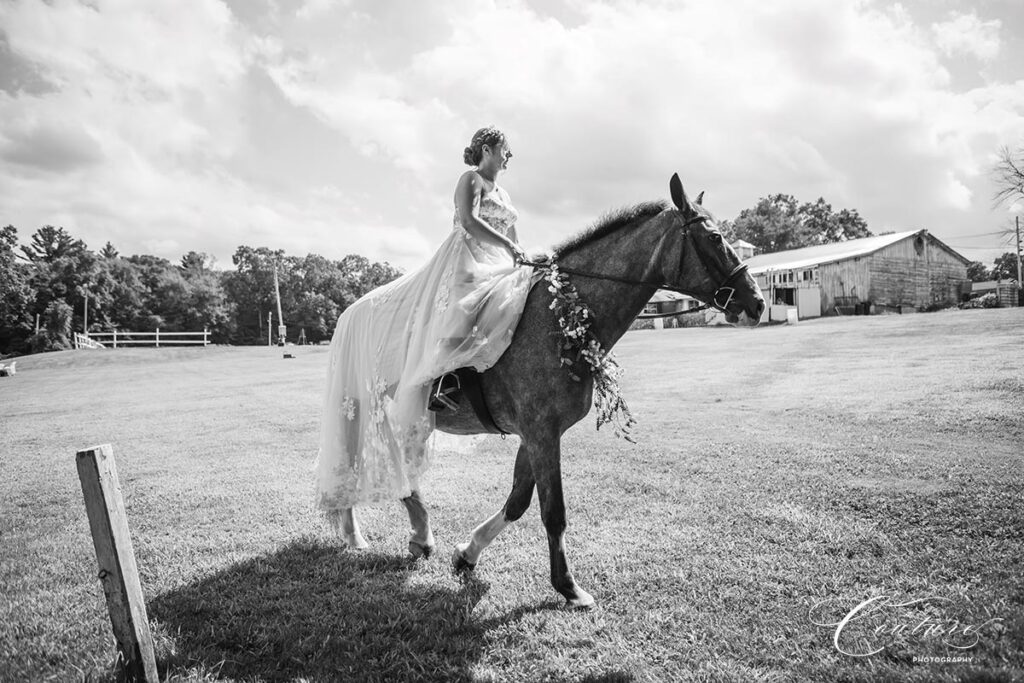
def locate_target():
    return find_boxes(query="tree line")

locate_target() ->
[3,176,1019,356]
[0,224,402,355]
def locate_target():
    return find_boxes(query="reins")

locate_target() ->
[517,213,749,318]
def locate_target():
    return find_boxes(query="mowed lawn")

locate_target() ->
[1,308,1022,682]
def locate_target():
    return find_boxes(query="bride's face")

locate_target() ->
[484,142,513,172]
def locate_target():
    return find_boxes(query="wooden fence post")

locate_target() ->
[76,444,158,683]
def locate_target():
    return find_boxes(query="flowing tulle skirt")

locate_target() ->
[316,227,534,509]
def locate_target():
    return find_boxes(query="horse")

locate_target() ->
[334,174,765,608]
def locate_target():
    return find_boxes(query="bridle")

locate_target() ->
[519,212,750,315]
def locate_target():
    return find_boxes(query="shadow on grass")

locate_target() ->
[147,536,559,682]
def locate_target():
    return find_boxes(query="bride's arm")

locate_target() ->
[455,172,525,260]
[497,187,550,262]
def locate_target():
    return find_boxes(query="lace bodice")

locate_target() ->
[454,187,519,238]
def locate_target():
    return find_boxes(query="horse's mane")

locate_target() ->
[551,200,669,258]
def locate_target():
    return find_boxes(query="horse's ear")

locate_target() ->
[695,191,704,206]
[670,173,692,214]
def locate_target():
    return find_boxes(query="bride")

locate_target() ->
[316,126,543,548]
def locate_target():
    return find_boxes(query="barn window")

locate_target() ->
[914,235,924,256]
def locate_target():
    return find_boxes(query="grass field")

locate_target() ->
[1,308,1022,682]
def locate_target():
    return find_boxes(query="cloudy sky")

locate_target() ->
[1,0,1022,272]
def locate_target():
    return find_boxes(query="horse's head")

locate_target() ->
[662,173,765,326]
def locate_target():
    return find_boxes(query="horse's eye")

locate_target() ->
[709,233,722,243]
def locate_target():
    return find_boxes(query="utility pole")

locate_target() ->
[273,262,286,346]
[267,311,272,347]
[83,291,88,334]
[1016,215,1022,290]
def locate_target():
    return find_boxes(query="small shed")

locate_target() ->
[732,239,756,261]
[629,290,709,330]
[642,290,699,316]
[972,280,1022,307]
[741,230,971,318]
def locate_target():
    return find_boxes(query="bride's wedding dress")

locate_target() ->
[316,186,534,508]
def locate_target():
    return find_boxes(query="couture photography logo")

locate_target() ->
[807,594,1004,660]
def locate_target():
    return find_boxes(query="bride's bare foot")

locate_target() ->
[344,531,369,550]
[327,508,369,550]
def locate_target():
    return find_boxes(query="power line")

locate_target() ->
[947,245,1014,251]
[940,230,1014,239]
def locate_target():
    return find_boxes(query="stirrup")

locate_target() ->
[428,372,461,412]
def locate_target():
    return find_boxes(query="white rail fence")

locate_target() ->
[74,328,210,349]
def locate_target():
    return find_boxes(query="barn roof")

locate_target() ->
[742,229,940,273]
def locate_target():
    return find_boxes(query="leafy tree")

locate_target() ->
[0,225,33,354]
[731,195,873,254]
[179,251,213,277]
[828,208,871,243]
[336,254,403,302]
[20,225,87,263]
[28,299,74,352]
[124,254,176,328]
[362,260,403,295]
[172,270,234,337]
[967,261,991,282]
[797,197,834,245]
[223,246,287,343]
[22,226,98,335]
[222,248,403,345]
[718,218,737,243]
[280,254,350,343]
[732,194,803,254]
[115,253,233,336]
[89,256,146,330]
[992,252,1020,280]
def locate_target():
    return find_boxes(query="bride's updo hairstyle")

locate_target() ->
[463,126,507,166]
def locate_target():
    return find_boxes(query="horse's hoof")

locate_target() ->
[564,588,596,610]
[343,533,369,550]
[451,544,476,575]
[408,540,435,560]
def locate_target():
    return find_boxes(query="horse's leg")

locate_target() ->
[453,442,535,572]
[402,490,436,559]
[530,436,595,609]
[326,507,368,550]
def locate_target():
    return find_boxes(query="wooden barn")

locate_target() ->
[741,230,971,320]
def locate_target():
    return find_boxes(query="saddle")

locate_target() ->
[428,368,508,435]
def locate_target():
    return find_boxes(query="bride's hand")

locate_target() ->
[508,243,527,263]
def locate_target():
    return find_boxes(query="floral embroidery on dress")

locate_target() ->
[341,396,356,421]
[435,261,455,314]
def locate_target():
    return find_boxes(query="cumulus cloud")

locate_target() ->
[0,0,1022,271]
[0,115,105,171]
[932,11,1001,62]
